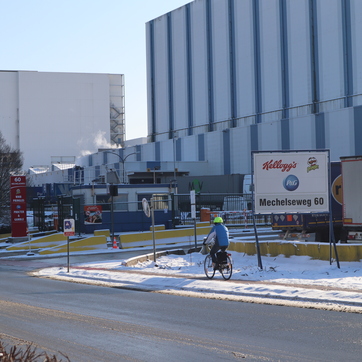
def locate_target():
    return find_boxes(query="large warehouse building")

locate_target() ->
[28,0,362,186]
[0,71,124,171]
[143,0,362,175]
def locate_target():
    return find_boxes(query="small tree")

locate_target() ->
[0,131,23,226]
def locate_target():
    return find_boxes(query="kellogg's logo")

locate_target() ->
[283,175,299,191]
[262,159,297,172]
[307,157,319,173]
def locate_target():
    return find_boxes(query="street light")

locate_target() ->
[103,151,139,184]
[102,150,138,244]
[173,133,178,193]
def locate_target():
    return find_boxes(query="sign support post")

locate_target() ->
[67,236,70,273]
[142,198,156,262]
[250,172,263,269]
[328,161,340,268]
[151,198,156,262]
[190,190,197,249]
[64,219,75,273]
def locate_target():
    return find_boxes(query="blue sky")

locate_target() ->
[0,0,192,141]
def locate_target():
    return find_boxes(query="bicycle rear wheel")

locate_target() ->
[204,255,215,279]
[220,255,233,280]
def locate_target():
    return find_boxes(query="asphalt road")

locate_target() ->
[0,252,362,361]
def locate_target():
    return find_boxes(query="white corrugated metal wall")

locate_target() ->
[144,0,362,176]
[0,71,124,170]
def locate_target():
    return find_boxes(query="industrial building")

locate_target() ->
[25,0,362,234]
[28,0,362,187]
[143,0,362,175]
[0,70,125,171]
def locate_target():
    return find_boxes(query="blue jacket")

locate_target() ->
[205,223,229,247]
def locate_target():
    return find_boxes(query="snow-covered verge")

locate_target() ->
[33,251,362,313]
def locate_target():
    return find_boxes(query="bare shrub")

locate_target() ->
[0,340,70,362]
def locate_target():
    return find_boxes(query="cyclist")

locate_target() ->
[204,216,229,269]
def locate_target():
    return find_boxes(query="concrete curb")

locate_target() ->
[122,248,186,266]
[36,266,362,314]
[229,240,362,262]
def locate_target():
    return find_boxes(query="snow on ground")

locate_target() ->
[3,227,362,312]
[33,248,362,313]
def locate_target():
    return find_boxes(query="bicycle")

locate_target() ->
[204,250,233,280]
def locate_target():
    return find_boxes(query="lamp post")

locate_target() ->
[173,133,178,193]
[102,150,138,244]
[104,151,139,184]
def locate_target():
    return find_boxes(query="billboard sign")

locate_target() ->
[10,175,27,237]
[84,205,102,224]
[253,151,329,214]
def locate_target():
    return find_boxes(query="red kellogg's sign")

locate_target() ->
[262,159,297,172]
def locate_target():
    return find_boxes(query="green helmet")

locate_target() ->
[214,216,223,224]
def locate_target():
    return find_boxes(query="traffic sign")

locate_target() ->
[64,218,75,236]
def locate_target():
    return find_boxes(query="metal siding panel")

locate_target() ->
[228,0,237,125]
[318,0,344,101]
[167,13,175,137]
[212,0,230,123]
[354,106,362,155]
[259,0,282,115]
[281,118,290,150]
[146,21,156,140]
[309,0,320,114]
[350,0,362,99]
[182,136,197,161]
[172,8,188,134]
[223,130,231,174]
[205,132,223,174]
[259,121,280,151]
[153,17,170,139]
[155,142,161,161]
[95,165,100,178]
[190,1,208,129]
[289,115,315,150]
[288,0,311,110]
[198,134,205,161]
[342,0,353,107]
[231,128,251,174]
[143,143,155,161]
[136,145,141,161]
[327,108,353,160]
[253,0,262,123]
[234,0,255,118]
[250,124,259,151]
[206,0,214,130]
[279,0,289,119]
[0,72,19,147]
[186,4,194,135]
[315,112,325,149]
[176,138,182,162]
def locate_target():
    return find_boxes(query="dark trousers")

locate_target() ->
[210,244,227,264]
